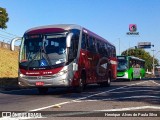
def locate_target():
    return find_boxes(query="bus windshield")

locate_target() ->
[20,33,67,69]
[117,59,128,71]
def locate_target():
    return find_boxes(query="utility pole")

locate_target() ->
[118,38,120,55]
[152,50,155,76]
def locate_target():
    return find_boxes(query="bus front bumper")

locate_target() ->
[117,72,128,79]
[18,73,71,88]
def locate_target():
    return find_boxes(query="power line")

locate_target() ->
[0,33,14,39]
[0,29,19,37]
[0,35,12,40]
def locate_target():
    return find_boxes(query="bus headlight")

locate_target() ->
[124,72,128,78]
[19,73,25,77]
[53,70,68,77]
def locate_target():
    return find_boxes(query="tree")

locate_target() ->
[0,7,9,29]
[121,48,159,71]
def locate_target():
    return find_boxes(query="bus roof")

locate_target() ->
[117,55,145,62]
[25,24,82,34]
[24,24,115,47]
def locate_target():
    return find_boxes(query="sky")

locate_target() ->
[0,0,160,60]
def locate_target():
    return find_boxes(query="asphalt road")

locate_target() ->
[0,78,160,120]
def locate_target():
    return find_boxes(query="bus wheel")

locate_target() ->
[38,87,48,94]
[100,74,111,87]
[106,74,111,87]
[138,74,142,80]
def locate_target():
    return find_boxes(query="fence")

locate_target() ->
[0,41,19,51]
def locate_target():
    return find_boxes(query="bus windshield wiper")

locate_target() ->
[27,49,41,70]
[42,37,52,69]
[41,48,52,69]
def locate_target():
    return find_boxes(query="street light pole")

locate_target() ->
[152,50,160,76]
[118,38,120,55]
[152,50,155,75]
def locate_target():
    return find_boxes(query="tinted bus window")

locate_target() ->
[87,36,96,52]
[81,33,86,49]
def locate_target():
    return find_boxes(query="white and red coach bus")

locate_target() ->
[11,24,117,94]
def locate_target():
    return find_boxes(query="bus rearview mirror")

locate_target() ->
[10,37,22,51]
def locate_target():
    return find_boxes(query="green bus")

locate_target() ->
[117,56,145,80]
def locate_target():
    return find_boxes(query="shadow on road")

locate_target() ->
[0,77,19,90]
[0,78,160,106]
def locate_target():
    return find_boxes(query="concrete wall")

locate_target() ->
[0,41,19,51]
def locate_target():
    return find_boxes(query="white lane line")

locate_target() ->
[95,106,160,111]
[73,80,150,101]
[29,80,150,112]
[116,86,153,90]
[82,95,160,102]
[108,89,156,94]
[29,101,72,112]
[151,80,160,86]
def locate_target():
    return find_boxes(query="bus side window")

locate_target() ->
[87,36,96,52]
[111,46,116,57]
[88,36,93,51]
[129,60,132,68]
[141,62,145,68]
[132,60,136,67]
[97,41,101,54]
[104,43,109,57]
[81,33,86,49]
[107,44,111,57]
[92,38,96,52]
[86,35,89,48]
[97,41,105,55]
[97,41,100,53]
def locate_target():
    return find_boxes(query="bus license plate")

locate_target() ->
[36,82,44,86]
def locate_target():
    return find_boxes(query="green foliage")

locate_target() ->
[0,7,9,29]
[121,48,159,71]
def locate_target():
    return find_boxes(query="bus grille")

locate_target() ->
[24,75,53,80]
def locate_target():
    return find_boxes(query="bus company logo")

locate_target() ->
[129,24,137,32]
[126,24,139,35]
[2,112,11,118]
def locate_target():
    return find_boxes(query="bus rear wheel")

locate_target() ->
[99,74,111,87]
[38,87,48,94]
[106,74,111,87]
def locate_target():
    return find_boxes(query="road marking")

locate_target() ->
[29,101,72,112]
[108,89,158,94]
[82,95,160,102]
[0,80,156,119]
[151,80,160,86]
[29,80,150,112]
